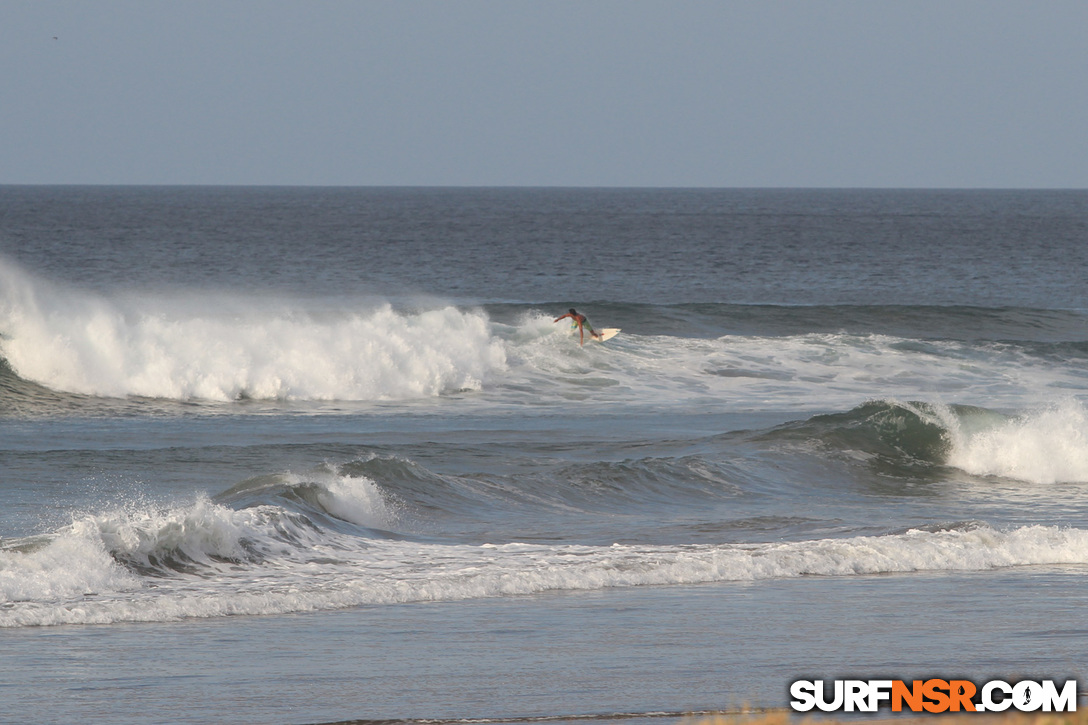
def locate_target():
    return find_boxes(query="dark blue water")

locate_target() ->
[1,187,1087,724]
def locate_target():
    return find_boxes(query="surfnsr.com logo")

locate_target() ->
[790,679,1078,713]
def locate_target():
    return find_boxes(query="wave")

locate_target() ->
[764,399,1088,485]
[944,400,1088,484]
[334,453,751,526]
[3,257,1087,411]
[0,259,506,402]
[762,400,967,468]
[5,436,1088,627]
[488,301,1088,343]
[3,477,1086,626]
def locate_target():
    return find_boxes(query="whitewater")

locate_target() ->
[4,255,1086,414]
[2,186,1087,725]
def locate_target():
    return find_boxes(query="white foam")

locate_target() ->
[945,400,1088,484]
[3,262,1081,411]
[691,332,1066,410]
[496,317,1081,413]
[3,523,1086,627]
[0,259,506,401]
[0,535,141,604]
[73,496,282,569]
[0,468,398,615]
[294,470,397,529]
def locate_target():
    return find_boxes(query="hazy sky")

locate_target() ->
[3,1,1087,187]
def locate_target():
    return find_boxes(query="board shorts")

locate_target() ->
[571,318,596,334]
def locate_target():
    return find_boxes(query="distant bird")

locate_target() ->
[53,36,58,40]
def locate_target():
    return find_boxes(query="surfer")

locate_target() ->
[554,308,601,345]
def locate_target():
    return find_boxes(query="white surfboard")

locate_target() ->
[594,328,621,342]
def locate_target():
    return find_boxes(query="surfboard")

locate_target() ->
[594,328,620,342]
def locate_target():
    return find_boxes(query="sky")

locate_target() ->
[2,0,1087,188]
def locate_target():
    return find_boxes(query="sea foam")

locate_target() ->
[944,400,1088,484]
[0,259,505,401]
[3,518,1086,627]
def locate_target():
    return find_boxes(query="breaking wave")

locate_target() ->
[3,487,1086,626]
[3,452,1088,627]
[0,259,505,401]
[769,399,1088,485]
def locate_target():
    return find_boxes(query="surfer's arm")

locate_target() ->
[554,313,573,323]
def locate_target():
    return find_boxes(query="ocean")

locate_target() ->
[1,186,1087,724]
